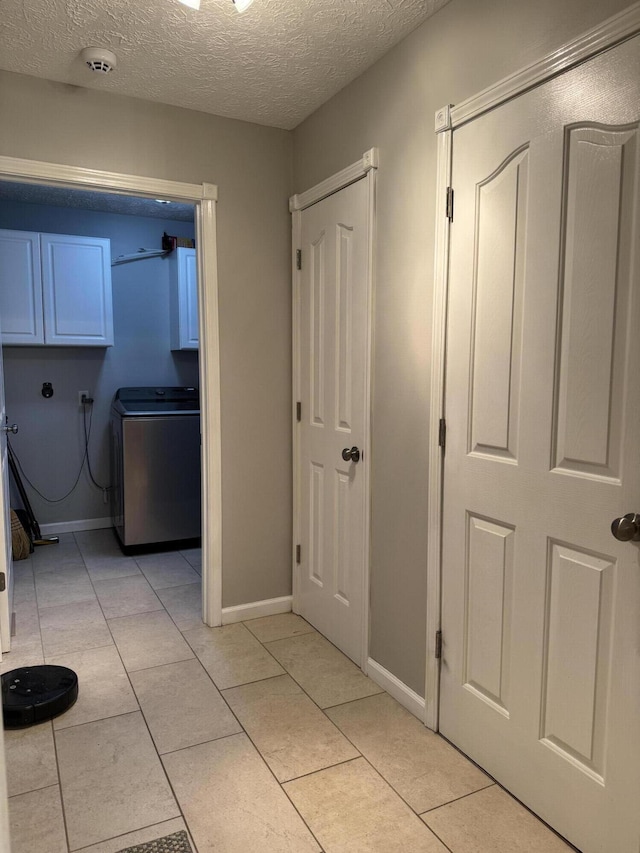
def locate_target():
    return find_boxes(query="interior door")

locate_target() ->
[0,257,14,852]
[297,177,370,666]
[440,35,640,853]
[0,336,13,656]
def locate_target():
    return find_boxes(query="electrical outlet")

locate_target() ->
[78,390,90,406]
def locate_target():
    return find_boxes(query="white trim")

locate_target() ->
[291,151,378,671]
[289,148,379,212]
[360,157,377,677]
[40,517,112,536]
[425,118,452,732]
[434,104,452,133]
[0,157,222,633]
[221,595,292,625]
[0,155,217,202]
[291,208,302,613]
[196,199,223,628]
[367,658,426,721]
[451,1,640,129]
[428,5,640,733]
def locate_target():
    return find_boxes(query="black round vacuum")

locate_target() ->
[1,666,78,728]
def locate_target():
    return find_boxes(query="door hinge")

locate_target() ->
[0,572,5,592]
[296,544,301,564]
[296,401,301,422]
[435,629,442,659]
[296,249,302,270]
[438,418,446,450]
[446,187,454,221]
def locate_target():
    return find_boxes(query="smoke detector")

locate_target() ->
[81,47,117,74]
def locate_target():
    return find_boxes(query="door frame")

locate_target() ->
[290,149,378,670]
[0,155,223,628]
[425,1,640,731]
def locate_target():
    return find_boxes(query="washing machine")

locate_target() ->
[110,387,201,547]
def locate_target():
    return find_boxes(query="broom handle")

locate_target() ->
[7,443,42,541]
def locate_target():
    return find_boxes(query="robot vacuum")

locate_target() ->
[1,665,78,728]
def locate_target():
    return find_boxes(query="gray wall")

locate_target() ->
[0,72,293,608]
[0,201,198,525]
[293,0,631,695]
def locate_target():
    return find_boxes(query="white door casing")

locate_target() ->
[0,230,15,852]
[291,151,377,668]
[0,156,222,631]
[435,29,640,853]
[0,339,13,656]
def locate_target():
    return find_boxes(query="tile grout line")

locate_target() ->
[11,533,205,852]
[32,546,73,853]
[244,619,447,850]
[241,618,461,850]
[75,537,205,851]
[184,650,327,849]
[69,532,200,853]
[16,544,489,853]
[19,555,410,852]
[157,729,244,758]
[209,707,327,852]
[320,699,495,826]
[132,705,202,853]
[167,620,327,851]
[246,623,561,852]
[260,631,384,708]
[418,782,497,815]
[70,817,192,853]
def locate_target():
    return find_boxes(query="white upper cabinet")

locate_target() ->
[169,247,198,351]
[0,229,113,347]
[0,230,44,345]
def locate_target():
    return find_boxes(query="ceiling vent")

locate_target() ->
[81,47,117,74]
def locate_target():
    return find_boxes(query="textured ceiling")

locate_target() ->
[0,181,195,221]
[0,0,450,129]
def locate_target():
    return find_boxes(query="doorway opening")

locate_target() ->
[0,155,222,651]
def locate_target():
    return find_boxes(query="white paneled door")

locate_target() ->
[0,336,12,656]
[440,35,640,853]
[297,177,370,666]
[0,296,13,851]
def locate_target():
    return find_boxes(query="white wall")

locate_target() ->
[293,0,632,695]
[0,201,198,526]
[0,71,293,608]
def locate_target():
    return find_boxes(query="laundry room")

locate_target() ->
[0,185,200,544]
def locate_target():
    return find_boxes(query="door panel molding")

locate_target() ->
[426,5,640,730]
[291,150,377,673]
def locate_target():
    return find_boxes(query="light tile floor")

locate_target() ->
[2,530,574,853]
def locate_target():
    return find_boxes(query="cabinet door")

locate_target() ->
[0,229,44,345]
[41,233,113,346]
[182,249,199,350]
[171,248,199,350]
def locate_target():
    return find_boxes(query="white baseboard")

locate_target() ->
[367,657,426,723]
[39,517,113,536]
[221,595,292,625]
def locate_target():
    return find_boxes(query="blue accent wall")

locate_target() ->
[0,200,197,526]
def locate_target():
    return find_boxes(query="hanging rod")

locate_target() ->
[111,248,171,267]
